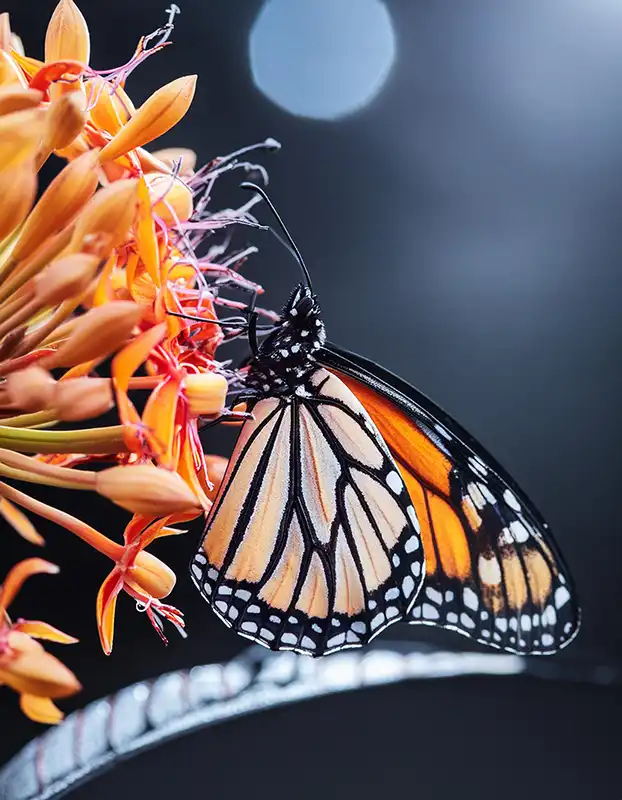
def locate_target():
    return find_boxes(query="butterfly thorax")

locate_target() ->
[246,285,326,396]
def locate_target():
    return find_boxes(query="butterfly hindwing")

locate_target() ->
[319,343,580,655]
[191,367,425,656]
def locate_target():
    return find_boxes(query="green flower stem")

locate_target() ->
[0,448,96,488]
[0,425,128,454]
[0,410,57,428]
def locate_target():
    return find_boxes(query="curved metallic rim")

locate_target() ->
[0,641,617,800]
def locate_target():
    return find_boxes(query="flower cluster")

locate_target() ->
[0,0,274,722]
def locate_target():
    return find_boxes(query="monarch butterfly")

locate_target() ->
[190,184,580,657]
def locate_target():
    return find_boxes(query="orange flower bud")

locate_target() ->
[99,76,197,163]
[144,172,193,226]
[95,464,202,516]
[86,76,134,135]
[204,454,228,503]
[0,108,45,171]
[0,159,37,242]
[42,300,142,368]
[53,376,113,421]
[5,366,56,412]
[183,372,228,417]
[11,148,100,263]
[70,178,139,253]
[43,91,86,151]
[150,147,197,176]
[0,87,43,116]
[34,252,100,306]
[130,550,176,599]
[45,0,90,66]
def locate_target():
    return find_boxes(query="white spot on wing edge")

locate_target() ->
[555,586,571,609]
[460,612,476,629]
[370,612,385,630]
[241,621,257,634]
[327,633,345,648]
[422,603,439,620]
[425,587,443,605]
[503,489,521,511]
[510,520,530,543]
[406,506,420,533]
[404,535,419,553]
[386,470,403,494]
[463,587,479,611]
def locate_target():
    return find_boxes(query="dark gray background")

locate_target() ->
[1,1,621,796]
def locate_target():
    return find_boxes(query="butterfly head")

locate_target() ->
[247,284,326,395]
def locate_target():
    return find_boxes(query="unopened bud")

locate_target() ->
[99,76,197,163]
[183,372,228,417]
[53,376,113,421]
[45,0,90,65]
[42,300,142,368]
[95,464,202,516]
[34,252,99,306]
[0,87,43,116]
[0,108,45,171]
[130,550,176,599]
[0,159,37,242]
[11,148,100,263]
[5,365,56,412]
[44,91,86,152]
[70,178,139,253]
[150,147,197,176]
[144,172,193,226]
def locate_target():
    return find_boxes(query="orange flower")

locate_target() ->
[0,559,80,723]
[0,0,279,685]
[0,481,182,657]
[96,514,189,655]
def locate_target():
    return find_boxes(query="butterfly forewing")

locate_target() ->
[320,344,580,656]
[191,367,425,656]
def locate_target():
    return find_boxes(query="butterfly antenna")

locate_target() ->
[240,181,314,293]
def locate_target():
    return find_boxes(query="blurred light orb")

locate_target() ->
[249,0,396,120]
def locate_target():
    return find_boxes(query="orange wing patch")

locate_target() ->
[427,493,472,580]
[337,371,452,496]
